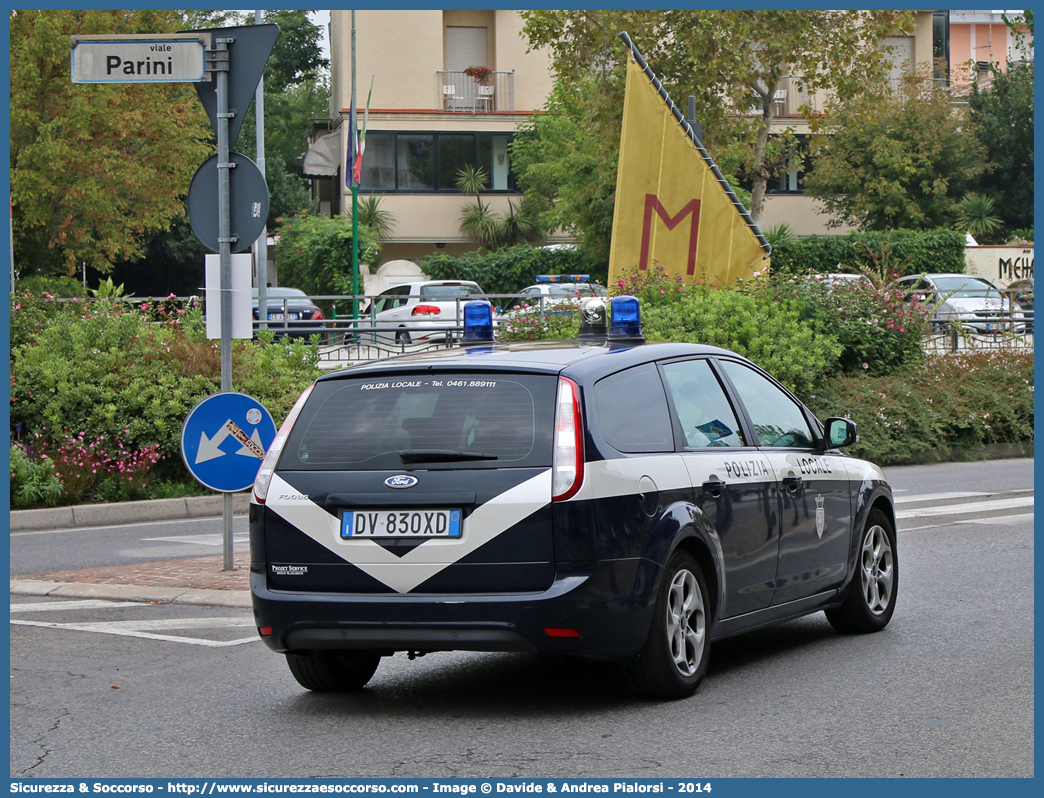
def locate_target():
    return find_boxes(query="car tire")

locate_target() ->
[826,508,898,634]
[625,550,710,700]
[395,329,411,346]
[285,650,382,692]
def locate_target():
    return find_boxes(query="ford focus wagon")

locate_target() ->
[250,297,897,699]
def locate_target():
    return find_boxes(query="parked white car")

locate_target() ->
[496,275,608,319]
[894,273,1026,334]
[363,280,490,345]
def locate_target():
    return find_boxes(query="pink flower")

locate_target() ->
[862,363,869,369]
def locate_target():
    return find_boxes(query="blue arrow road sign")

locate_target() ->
[180,392,277,493]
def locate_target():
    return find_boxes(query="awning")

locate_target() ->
[302,130,340,177]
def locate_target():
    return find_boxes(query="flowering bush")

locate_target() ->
[609,263,691,308]
[46,432,163,502]
[11,296,322,492]
[805,350,1034,465]
[770,273,931,375]
[498,301,582,342]
[9,442,63,507]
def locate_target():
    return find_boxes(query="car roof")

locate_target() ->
[316,340,749,384]
[252,287,309,298]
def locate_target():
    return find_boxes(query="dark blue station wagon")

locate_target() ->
[250,298,897,699]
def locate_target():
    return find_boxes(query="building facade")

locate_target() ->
[308,10,557,265]
[309,10,1030,259]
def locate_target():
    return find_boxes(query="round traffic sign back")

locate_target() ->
[180,392,277,493]
[187,152,270,253]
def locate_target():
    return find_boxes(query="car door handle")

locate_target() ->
[701,479,725,498]
[782,475,802,492]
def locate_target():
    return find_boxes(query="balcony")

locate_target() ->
[437,70,514,113]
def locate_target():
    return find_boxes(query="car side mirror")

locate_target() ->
[825,417,858,449]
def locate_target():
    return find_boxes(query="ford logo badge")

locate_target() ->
[385,475,418,489]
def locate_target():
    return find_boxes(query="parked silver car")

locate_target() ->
[894,274,1026,334]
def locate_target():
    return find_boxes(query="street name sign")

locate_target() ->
[71,34,207,83]
[180,392,276,493]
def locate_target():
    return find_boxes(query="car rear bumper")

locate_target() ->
[250,557,659,660]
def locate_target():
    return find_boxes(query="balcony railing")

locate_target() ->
[437,70,514,113]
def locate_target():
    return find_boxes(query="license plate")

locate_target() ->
[985,323,996,331]
[341,509,462,539]
[268,313,299,321]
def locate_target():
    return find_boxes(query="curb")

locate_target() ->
[9,579,251,609]
[10,493,251,532]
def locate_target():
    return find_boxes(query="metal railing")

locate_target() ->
[436,70,514,113]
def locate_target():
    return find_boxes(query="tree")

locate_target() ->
[520,9,912,226]
[10,10,213,276]
[803,71,988,231]
[237,13,330,230]
[967,60,1034,234]
[509,82,619,264]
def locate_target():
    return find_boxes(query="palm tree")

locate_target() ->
[954,194,1003,240]
[456,165,502,250]
[351,195,397,243]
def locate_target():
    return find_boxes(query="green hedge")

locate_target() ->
[642,285,841,398]
[804,350,1034,465]
[769,228,966,277]
[10,299,322,492]
[420,244,606,297]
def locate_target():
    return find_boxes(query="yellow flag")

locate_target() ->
[609,56,770,288]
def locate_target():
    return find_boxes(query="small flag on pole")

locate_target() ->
[353,76,374,185]
[346,88,357,189]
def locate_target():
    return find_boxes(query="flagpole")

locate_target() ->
[350,11,359,322]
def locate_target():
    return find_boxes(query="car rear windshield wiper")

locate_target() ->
[398,450,499,463]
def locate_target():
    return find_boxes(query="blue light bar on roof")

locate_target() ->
[609,295,644,341]
[462,301,495,343]
[535,274,591,283]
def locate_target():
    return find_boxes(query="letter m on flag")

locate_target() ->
[640,195,701,275]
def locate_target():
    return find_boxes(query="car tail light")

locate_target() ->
[253,382,315,504]
[310,309,324,320]
[412,304,442,316]
[552,377,584,501]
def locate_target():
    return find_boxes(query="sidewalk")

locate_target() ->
[10,495,252,609]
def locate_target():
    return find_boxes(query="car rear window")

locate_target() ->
[419,284,485,300]
[280,373,556,471]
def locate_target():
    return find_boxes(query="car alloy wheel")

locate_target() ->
[860,523,894,616]
[825,507,898,634]
[667,567,706,677]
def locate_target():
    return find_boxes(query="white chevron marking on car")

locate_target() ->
[265,470,552,593]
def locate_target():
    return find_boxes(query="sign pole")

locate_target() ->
[254,10,268,329]
[213,35,237,571]
[350,12,360,323]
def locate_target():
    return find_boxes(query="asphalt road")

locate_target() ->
[9,459,1034,778]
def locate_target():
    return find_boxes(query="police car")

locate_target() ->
[250,297,897,699]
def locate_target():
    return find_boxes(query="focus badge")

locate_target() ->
[385,475,419,489]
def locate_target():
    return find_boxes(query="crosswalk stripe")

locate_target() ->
[10,616,259,647]
[895,495,1033,520]
[893,491,990,504]
[10,600,141,613]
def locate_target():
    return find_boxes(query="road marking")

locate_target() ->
[956,512,1035,527]
[895,495,1033,520]
[901,512,1036,533]
[143,533,249,546]
[10,616,258,647]
[893,491,990,504]
[10,516,248,537]
[10,600,142,613]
